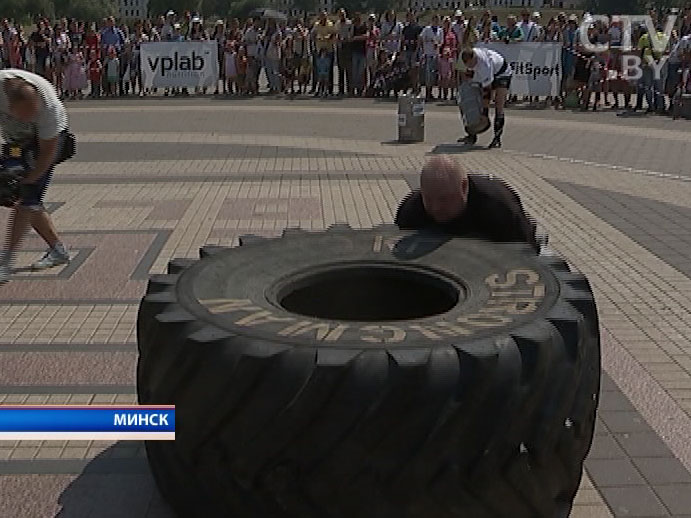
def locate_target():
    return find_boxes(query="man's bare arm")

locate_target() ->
[23,137,57,184]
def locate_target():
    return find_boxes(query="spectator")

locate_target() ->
[519,10,538,42]
[160,11,176,41]
[236,44,248,95]
[131,21,149,97]
[210,20,226,95]
[531,13,545,41]
[335,9,353,96]
[636,25,669,113]
[401,11,422,93]
[293,21,311,94]
[143,19,160,42]
[188,16,206,41]
[104,45,119,97]
[351,13,368,97]
[380,10,403,56]
[316,48,330,97]
[100,16,124,54]
[265,28,282,94]
[64,47,86,100]
[419,14,443,100]
[497,16,523,43]
[88,49,102,98]
[8,29,24,69]
[223,41,237,95]
[559,15,579,109]
[68,19,82,50]
[311,10,336,96]
[29,21,51,79]
[451,10,465,43]
[438,47,454,101]
[441,16,458,59]
[53,24,70,96]
[84,23,100,59]
[282,37,297,95]
[241,18,259,96]
[365,14,380,95]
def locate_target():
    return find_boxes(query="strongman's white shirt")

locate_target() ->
[469,47,511,88]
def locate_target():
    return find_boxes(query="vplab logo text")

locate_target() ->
[147,51,205,76]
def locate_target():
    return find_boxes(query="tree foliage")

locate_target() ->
[53,0,118,21]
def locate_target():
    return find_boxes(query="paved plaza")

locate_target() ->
[0,97,690,517]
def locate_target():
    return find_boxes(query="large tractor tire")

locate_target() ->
[137,225,600,518]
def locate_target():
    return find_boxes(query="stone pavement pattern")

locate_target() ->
[0,98,689,517]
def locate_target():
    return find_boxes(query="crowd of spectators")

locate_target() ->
[0,6,689,113]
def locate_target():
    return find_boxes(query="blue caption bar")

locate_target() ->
[0,407,175,432]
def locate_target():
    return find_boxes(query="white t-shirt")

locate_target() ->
[420,25,443,56]
[0,69,68,144]
[380,20,402,53]
[519,21,538,41]
[243,28,260,58]
[670,35,691,63]
[469,47,512,87]
[224,51,237,76]
[451,21,465,43]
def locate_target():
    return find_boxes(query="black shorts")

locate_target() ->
[492,75,512,89]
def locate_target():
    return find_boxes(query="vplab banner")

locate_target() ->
[476,42,562,96]
[140,42,218,88]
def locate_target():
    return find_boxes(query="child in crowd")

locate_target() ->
[438,47,454,101]
[63,48,87,100]
[282,37,297,95]
[224,41,238,95]
[88,50,102,98]
[298,54,312,94]
[316,48,330,98]
[236,46,248,95]
[104,45,120,97]
[583,52,606,111]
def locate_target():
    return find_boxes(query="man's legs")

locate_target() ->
[0,205,69,283]
[489,86,508,149]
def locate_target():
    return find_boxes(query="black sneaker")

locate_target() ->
[488,136,502,149]
[458,134,477,145]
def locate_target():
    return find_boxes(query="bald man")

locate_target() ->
[395,156,539,252]
[0,69,71,284]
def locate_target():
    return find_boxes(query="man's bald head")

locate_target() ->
[420,156,470,224]
[4,77,40,123]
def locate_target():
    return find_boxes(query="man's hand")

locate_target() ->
[23,136,57,184]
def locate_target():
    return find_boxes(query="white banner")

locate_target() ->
[476,42,562,96]
[140,42,218,89]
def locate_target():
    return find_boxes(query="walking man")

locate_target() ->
[0,69,71,284]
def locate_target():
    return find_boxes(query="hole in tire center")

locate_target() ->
[276,265,462,322]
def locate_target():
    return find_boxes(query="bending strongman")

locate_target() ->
[0,69,70,284]
[458,47,512,149]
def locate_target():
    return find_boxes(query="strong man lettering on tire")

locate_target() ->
[395,155,539,252]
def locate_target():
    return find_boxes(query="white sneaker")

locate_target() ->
[0,264,10,284]
[32,244,70,270]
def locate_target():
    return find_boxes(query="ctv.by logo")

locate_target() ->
[579,14,676,80]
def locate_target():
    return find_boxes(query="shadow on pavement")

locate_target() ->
[56,444,175,518]
[428,143,486,154]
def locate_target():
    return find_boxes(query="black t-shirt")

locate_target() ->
[31,31,49,58]
[350,23,367,54]
[394,174,539,252]
[402,23,422,51]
